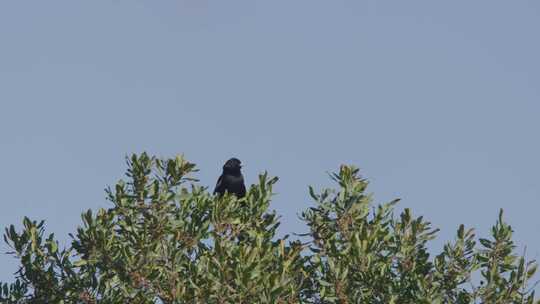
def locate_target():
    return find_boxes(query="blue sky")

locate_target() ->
[1,1,539,285]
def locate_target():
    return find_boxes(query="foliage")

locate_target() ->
[1,154,538,303]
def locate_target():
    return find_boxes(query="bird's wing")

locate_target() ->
[214,174,224,194]
[239,178,247,197]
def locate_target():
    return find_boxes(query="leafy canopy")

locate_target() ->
[1,153,538,303]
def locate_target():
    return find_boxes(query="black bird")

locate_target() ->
[214,158,246,198]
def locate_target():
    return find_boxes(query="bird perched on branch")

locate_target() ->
[214,158,246,198]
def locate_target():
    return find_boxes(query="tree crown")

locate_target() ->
[1,153,537,303]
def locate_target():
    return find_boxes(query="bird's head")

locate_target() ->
[223,157,242,174]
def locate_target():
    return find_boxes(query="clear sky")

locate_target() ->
[1,1,539,285]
